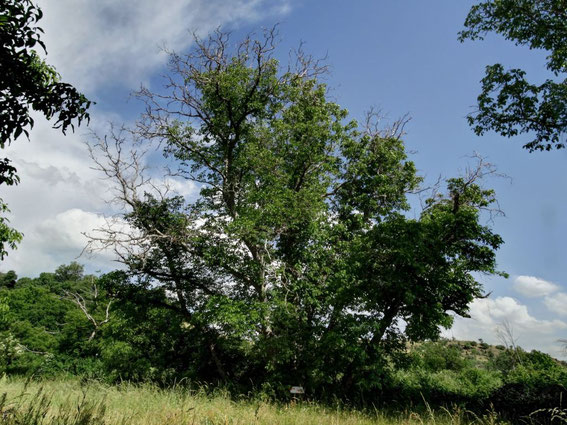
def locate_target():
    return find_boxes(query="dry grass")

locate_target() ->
[0,377,508,425]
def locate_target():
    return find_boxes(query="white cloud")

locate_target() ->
[513,275,560,297]
[544,292,567,316]
[36,0,292,92]
[0,208,118,277]
[163,177,200,199]
[36,209,105,253]
[441,296,567,359]
[3,116,112,221]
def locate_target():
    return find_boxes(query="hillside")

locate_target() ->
[414,339,567,367]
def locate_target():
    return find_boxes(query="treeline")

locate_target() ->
[1,264,566,421]
[0,264,192,382]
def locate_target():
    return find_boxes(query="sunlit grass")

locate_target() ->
[0,377,508,425]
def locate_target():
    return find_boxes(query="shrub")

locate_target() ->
[488,383,567,421]
[391,366,502,405]
[484,349,567,420]
[101,341,152,382]
[490,348,524,373]
[410,341,469,372]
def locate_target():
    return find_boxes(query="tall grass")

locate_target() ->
[0,377,509,425]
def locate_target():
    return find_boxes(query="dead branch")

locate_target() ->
[363,107,412,140]
[420,152,508,222]
[63,285,112,341]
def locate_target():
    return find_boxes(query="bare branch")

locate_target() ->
[287,39,329,79]
[363,107,412,140]
[63,285,112,341]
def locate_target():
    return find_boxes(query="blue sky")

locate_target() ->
[2,0,566,357]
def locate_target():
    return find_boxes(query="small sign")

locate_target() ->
[290,386,304,394]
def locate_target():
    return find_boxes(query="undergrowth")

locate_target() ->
[0,377,514,425]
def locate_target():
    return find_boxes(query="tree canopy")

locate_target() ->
[87,28,505,396]
[0,0,92,258]
[459,0,567,151]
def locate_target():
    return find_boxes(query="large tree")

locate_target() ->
[459,0,567,152]
[90,29,505,396]
[0,0,91,258]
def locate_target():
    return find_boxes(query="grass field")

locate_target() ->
[0,377,508,425]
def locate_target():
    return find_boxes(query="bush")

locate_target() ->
[101,341,152,382]
[0,331,23,373]
[488,383,567,421]
[483,349,567,420]
[490,348,523,373]
[506,363,567,388]
[391,366,502,405]
[410,341,469,372]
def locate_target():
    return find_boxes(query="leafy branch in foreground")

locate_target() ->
[460,0,567,151]
[0,0,92,144]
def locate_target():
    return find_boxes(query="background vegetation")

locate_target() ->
[1,265,566,423]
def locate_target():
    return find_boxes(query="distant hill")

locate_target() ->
[435,339,567,367]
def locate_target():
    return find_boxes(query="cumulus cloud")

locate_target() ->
[36,209,106,253]
[544,292,567,316]
[1,208,118,277]
[513,275,560,297]
[163,178,200,199]
[441,296,567,359]
[3,117,111,219]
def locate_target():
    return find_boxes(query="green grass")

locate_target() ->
[0,377,507,425]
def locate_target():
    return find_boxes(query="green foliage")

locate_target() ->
[2,260,567,418]
[0,331,23,373]
[392,367,502,403]
[0,0,91,143]
[394,341,505,405]
[0,263,112,377]
[459,0,567,151]
[0,270,17,288]
[0,200,22,260]
[88,29,506,399]
[391,340,567,417]
[54,262,84,283]
[410,341,470,372]
[502,350,567,388]
[489,382,567,422]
